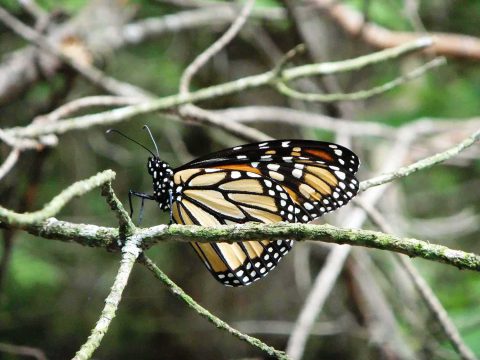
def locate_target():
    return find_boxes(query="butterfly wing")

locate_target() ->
[172,140,360,286]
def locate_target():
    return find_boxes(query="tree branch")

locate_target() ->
[360,128,480,192]
[0,169,115,227]
[309,0,480,60]
[140,255,288,360]
[72,236,143,360]
[4,37,433,140]
[276,57,445,102]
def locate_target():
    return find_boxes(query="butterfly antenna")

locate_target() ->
[106,129,156,157]
[142,125,160,158]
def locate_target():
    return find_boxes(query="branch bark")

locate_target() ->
[310,0,480,60]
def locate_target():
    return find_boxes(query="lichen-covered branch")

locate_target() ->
[0,170,115,227]
[141,223,480,271]
[276,57,446,102]
[101,181,135,238]
[72,236,143,360]
[140,255,288,360]
[5,220,479,272]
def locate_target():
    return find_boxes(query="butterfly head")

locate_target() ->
[147,157,174,211]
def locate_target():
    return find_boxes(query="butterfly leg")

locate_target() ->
[128,190,154,221]
[168,189,174,225]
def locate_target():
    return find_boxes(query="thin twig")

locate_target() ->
[276,57,446,102]
[0,170,115,227]
[179,0,256,94]
[34,96,145,123]
[360,128,480,192]
[215,107,480,138]
[72,236,143,360]
[0,148,20,181]
[101,181,136,238]
[178,0,269,142]
[0,342,47,360]
[358,200,478,360]
[140,255,289,359]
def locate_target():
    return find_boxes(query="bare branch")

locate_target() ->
[360,128,480,192]
[309,0,480,60]
[177,0,270,142]
[285,133,416,360]
[0,342,47,360]
[0,6,152,98]
[276,57,446,102]
[179,0,256,94]
[0,148,20,181]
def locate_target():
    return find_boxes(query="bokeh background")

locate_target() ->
[1,1,480,359]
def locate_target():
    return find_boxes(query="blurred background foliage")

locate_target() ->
[0,0,479,359]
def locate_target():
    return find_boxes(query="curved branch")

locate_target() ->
[140,255,288,360]
[276,57,445,102]
[0,169,115,227]
[310,0,480,60]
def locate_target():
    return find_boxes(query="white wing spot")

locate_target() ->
[304,202,314,210]
[335,171,346,180]
[292,169,303,179]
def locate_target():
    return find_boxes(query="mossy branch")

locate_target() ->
[72,236,143,360]
[0,170,115,227]
[3,220,478,272]
[141,223,480,271]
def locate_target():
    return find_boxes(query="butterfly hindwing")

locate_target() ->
[171,167,296,286]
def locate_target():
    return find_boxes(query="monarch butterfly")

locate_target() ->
[111,127,360,287]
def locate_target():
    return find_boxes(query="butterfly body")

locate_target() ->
[142,139,359,287]
[147,158,174,211]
